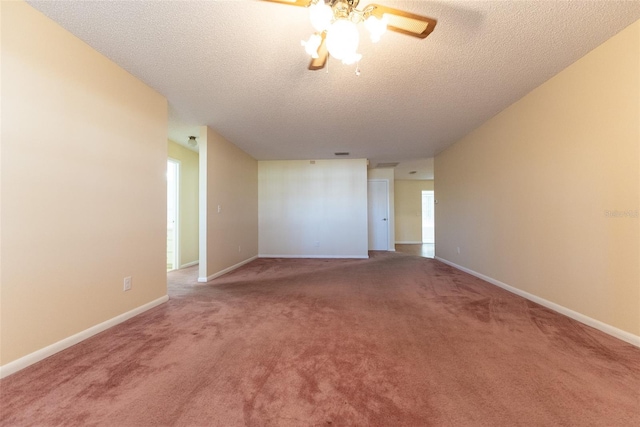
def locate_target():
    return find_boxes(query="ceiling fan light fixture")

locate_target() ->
[268,0,437,71]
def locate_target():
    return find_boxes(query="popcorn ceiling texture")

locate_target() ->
[28,1,640,165]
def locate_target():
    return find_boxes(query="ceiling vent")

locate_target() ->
[409,171,417,174]
[334,152,350,156]
[376,162,399,168]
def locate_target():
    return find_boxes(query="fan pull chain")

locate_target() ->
[355,62,361,76]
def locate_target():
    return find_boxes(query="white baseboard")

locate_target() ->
[179,260,198,269]
[197,255,258,283]
[435,257,640,348]
[258,254,369,259]
[0,295,169,379]
[395,241,424,244]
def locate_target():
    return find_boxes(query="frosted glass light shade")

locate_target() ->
[341,52,362,65]
[364,15,388,43]
[325,19,359,61]
[301,34,323,58]
[309,2,333,32]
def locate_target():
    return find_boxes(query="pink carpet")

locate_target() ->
[1,252,639,425]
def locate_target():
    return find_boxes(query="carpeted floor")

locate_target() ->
[1,252,639,426]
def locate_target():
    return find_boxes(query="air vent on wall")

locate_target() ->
[334,152,350,156]
[376,162,399,168]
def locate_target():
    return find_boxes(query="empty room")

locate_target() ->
[1,1,639,425]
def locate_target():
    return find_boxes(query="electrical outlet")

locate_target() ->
[238,245,241,252]
[456,247,461,254]
[314,241,320,248]
[217,205,221,213]
[124,276,132,291]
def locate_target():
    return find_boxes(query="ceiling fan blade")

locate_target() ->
[369,4,437,39]
[308,36,328,70]
[261,0,312,7]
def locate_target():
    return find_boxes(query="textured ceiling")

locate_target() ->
[28,0,640,178]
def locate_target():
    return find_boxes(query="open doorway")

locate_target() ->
[419,190,435,258]
[167,159,180,271]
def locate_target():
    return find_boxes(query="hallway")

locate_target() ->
[395,243,435,258]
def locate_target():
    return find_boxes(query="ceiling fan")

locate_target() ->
[263,0,437,71]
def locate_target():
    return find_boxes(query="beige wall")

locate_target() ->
[1,2,168,365]
[199,127,258,280]
[367,168,395,250]
[435,20,640,336]
[168,141,199,267]
[260,159,369,258]
[395,180,434,243]
[0,1,4,367]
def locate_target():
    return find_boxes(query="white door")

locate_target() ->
[368,180,389,250]
[422,190,435,244]
[167,159,179,271]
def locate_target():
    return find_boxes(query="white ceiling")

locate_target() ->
[28,0,640,179]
